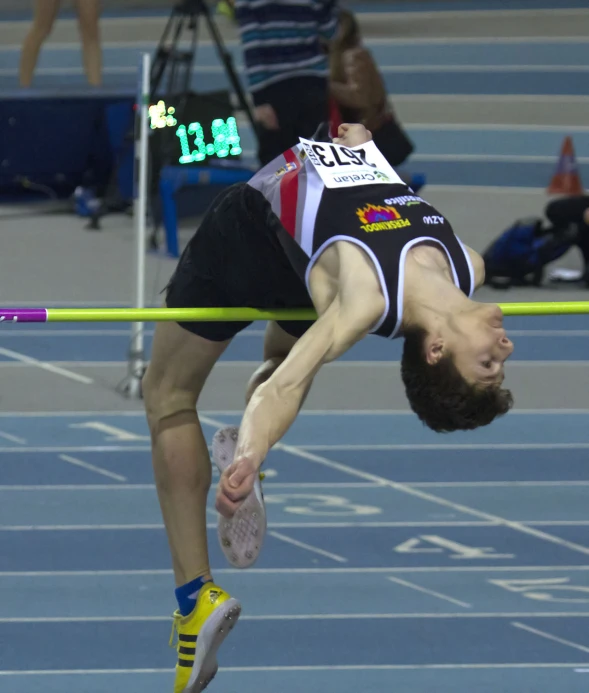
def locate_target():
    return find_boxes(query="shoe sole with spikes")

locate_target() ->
[212,426,266,569]
[186,598,241,692]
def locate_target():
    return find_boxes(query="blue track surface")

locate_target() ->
[0,408,589,692]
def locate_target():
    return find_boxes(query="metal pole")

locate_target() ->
[118,53,151,399]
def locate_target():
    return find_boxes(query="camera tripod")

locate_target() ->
[151,0,257,133]
[88,0,257,234]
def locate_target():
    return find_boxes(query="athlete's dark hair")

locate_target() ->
[400,327,513,432]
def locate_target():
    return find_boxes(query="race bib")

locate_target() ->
[299,138,404,189]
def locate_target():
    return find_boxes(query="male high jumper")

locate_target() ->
[142,123,514,693]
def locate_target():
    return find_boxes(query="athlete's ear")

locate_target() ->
[424,335,444,366]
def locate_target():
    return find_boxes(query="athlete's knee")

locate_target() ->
[143,377,211,491]
[142,366,198,434]
[77,17,100,42]
[30,14,56,41]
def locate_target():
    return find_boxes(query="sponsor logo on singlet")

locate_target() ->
[274,161,298,179]
[356,204,411,233]
[423,215,445,224]
[383,195,425,206]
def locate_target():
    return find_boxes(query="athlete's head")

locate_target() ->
[401,304,514,432]
[333,123,372,148]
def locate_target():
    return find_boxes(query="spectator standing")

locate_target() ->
[233,0,339,165]
[20,0,102,87]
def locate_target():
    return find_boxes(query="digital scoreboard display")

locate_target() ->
[148,93,242,166]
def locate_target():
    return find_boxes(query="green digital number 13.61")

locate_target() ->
[176,117,242,164]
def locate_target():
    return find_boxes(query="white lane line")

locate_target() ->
[0,485,156,490]
[0,446,151,453]
[0,520,586,531]
[0,611,587,623]
[297,443,589,450]
[4,442,589,453]
[199,413,589,558]
[411,480,589,487]
[5,442,589,453]
[0,347,92,384]
[387,576,471,608]
[0,521,496,531]
[268,530,348,563]
[0,482,379,490]
[2,565,589,577]
[512,621,589,654]
[0,662,588,675]
[58,455,126,482]
[0,432,26,444]
[0,482,377,490]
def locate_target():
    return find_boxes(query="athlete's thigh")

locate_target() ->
[263,320,300,361]
[144,321,231,419]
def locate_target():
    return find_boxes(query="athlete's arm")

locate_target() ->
[216,287,381,517]
[244,321,306,404]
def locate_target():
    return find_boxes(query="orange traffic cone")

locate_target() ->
[548,136,584,195]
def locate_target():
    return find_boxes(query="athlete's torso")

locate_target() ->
[247,138,475,339]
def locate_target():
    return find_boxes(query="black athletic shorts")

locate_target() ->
[165,183,315,342]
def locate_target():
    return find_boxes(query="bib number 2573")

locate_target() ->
[300,137,403,189]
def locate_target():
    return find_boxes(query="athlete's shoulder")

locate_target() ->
[463,244,486,288]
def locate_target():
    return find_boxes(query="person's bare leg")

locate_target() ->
[142,321,230,587]
[19,0,60,87]
[74,0,102,86]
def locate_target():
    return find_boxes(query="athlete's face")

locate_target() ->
[333,123,372,148]
[432,304,514,386]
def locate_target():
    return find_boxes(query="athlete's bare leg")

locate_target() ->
[142,321,231,586]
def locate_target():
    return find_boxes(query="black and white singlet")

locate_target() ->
[247,137,475,339]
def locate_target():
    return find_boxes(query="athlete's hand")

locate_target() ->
[215,456,259,518]
[333,123,372,147]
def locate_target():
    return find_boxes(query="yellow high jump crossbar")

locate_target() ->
[1,302,589,323]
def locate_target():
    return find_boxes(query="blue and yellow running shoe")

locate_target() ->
[170,582,241,692]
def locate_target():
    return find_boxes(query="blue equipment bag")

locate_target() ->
[483,216,577,288]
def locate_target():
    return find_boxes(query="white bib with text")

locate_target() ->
[299,138,404,189]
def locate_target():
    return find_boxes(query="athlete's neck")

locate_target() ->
[401,249,474,333]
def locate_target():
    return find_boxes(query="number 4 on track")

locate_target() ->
[394,535,514,560]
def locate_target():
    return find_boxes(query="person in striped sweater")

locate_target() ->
[233,0,340,164]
